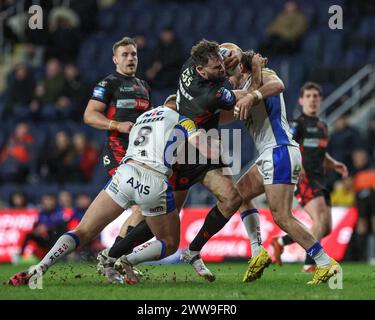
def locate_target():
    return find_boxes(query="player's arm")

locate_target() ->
[178,117,220,160]
[324,152,348,177]
[83,80,133,133]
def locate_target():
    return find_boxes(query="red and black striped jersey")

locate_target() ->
[290,113,329,178]
[90,72,152,157]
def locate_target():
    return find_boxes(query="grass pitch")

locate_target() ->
[1,262,375,300]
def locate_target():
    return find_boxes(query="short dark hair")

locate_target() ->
[191,39,220,66]
[112,37,137,55]
[241,49,256,72]
[300,82,322,97]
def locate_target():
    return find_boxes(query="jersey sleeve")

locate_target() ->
[176,115,201,140]
[261,68,277,76]
[289,118,302,142]
[142,80,153,109]
[207,86,237,111]
[90,78,113,105]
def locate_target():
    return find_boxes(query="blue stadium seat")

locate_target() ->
[344,47,366,66]
[358,16,375,36]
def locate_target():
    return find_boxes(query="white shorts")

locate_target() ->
[104,163,176,216]
[254,145,302,185]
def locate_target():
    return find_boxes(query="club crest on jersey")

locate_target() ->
[216,88,235,105]
[126,177,150,195]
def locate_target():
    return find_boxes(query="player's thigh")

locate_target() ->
[75,190,124,238]
[202,168,239,203]
[236,165,265,201]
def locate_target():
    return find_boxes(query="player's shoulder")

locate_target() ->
[137,78,151,91]
[96,73,118,87]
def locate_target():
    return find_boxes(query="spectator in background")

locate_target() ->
[41,131,79,183]
[9,191,30,209]
[57,64,88,121]
[0,122,36,183]
[17,194,67,261]
[58,190,74,221]
[260,0,307,55]
[366,116,375,161]
[145,27,184,89]
[72,132,99,182]
[134,35,153,80]
[68,193,103,260]
[328,114,362,174]
[46,7,81,63]
[3,64,35,120]
[351,148,375,261]
[331,176,355,207]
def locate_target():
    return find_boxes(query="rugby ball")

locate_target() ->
[219,43,243,76]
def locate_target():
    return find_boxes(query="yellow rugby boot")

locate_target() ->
[307,259,341,285]
[242,248,272,282]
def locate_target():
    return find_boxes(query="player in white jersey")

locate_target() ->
[223,49,341,285]
[8,95,218,286]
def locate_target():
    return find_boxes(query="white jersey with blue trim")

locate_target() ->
[242,68,298,155]
[124,106,199,177]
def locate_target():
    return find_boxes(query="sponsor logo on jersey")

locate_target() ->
[306,127,319,133]
[93,86,106,99]
[116,99,150,110]
[216,88,235,105]
[119,86,135,92]
[303,138,329,148]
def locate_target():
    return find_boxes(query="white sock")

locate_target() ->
[240,209,263,257]
[306,242,331,267]
[278,238,284,246]
[37,233,80,271]
[126,240,166,266]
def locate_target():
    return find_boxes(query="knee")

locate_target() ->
[73,227,92,246]
[272,211,293,231]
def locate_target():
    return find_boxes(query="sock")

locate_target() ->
[126,225,134,235]
[113,236,123,245]
[126,240,166,266]
[304,253,316,266]
[108,220,154,258]
[37,232,80,271]
[240,209,263,257]
[306,242,331,267]
[189,205,229,252]
[280,235,295,246]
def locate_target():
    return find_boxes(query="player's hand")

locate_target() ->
[234,94,255,120]
[333,161,348,178]
[117,121,134,133]
[252,53,268,69]
[224,50,239,71]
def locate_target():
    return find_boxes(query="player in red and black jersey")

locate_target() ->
[271,82,348,272]
[84,37,151,176]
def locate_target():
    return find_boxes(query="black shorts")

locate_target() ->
[169,161,228,191]
[102,144,125,177]
[295,175,331,207]
[356,188,375,219]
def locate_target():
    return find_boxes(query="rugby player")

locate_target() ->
[98,40,269,283]
[230,51,341,284]
[270,82,348,272]
[8,95,218,286]
[83,37,154,278]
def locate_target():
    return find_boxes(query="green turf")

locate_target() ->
[1,262,375,300]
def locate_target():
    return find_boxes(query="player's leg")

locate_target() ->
[264,146,340,284]
[237,165,273,282]
[9,190,124,286]
[181,168,241,282]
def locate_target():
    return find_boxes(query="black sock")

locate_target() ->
[189,205,229,252]
[282,235,295,246]
[113,236,123,245]
[126,225,134,235]
[304,253,316,265]
[108,220,154,258]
